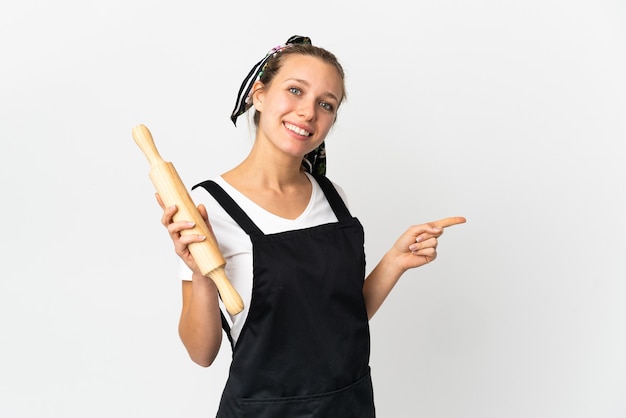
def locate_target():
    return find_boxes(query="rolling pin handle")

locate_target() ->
[132,124,165,168]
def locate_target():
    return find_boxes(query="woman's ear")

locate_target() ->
[251,80,264,111]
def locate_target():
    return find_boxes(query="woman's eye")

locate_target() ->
[289,87,301,95]
[320,102,334,112]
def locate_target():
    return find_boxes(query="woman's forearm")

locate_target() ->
[362,252,405,320]
[178,275,223,367]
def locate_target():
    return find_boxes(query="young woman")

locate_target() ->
[158,35,464,417]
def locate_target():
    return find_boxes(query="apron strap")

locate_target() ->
[313,175,352,222]
[193,180,260,350]
[220,311,235,349]
[192,180,263,236]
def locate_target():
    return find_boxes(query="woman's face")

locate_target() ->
[253,54,343,161]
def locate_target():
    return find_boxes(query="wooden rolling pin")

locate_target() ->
[132,124,244,315]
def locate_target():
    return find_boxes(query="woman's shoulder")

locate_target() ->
[189,176,232,215]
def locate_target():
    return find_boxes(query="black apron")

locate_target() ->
[194,175,375,418]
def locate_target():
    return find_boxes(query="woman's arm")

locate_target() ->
[363,222,442,319]
[363,216,465,319]
[159,196,223,366]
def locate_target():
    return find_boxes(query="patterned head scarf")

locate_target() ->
[229,35,327,176]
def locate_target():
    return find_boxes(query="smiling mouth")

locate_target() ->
[284,122,312,137]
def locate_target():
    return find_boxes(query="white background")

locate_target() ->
[1,1,625,417]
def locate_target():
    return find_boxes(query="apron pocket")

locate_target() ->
[237,371,375,418]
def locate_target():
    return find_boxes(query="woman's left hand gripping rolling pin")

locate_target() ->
[132,124,244,316]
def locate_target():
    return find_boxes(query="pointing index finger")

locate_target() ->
[432,216,467,229]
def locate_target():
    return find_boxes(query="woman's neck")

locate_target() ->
[224,140,307,191]
[220,141,313,219]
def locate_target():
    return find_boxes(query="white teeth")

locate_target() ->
[285,123,311,136]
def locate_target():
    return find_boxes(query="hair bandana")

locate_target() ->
[230,35,312,126]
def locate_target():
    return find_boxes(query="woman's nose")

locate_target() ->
[297,100,316,120]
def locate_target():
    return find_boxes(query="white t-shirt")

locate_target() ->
[178,172,348,345]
